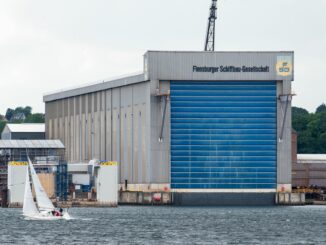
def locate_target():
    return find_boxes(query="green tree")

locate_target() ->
[5,108,14,121]
[316,132,326,153]
[23,106,32,117]
[308,113,326,137]
[297,130,315,153]
[316,103,326,114]
[0,121,6,138]
[294,104,326,154]
[25,113,45,123]
[292,106,310,132]
[292,107,309,115]
[14,106,24,114]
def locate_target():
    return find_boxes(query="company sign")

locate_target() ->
[193,65,270,74]
[276,56,293,77]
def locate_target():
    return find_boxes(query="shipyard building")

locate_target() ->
[43,51,294,205]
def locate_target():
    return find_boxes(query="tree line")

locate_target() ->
[0,106,45,137]
[292,104,326,153]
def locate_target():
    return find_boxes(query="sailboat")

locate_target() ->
[23,157,71,220]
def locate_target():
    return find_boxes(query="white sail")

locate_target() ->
[28,157,55,212]
[23,169,39,216]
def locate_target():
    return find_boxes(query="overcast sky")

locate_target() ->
[0,0,325,114]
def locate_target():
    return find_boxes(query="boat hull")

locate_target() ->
[23,212,71,220]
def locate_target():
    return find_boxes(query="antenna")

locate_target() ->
[204,0,218,51]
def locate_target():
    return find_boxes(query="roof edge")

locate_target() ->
[145,50,294,54]
[43,73,147,102]
[0,139,65,149]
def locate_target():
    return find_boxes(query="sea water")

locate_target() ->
[1,205,326,244]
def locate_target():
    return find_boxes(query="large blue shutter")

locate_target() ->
[170,81,277,189]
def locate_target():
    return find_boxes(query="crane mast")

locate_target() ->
[204,0,218,51]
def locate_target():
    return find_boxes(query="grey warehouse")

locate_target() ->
[44,51,294,205]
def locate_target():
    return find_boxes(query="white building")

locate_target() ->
[1,124,45,140]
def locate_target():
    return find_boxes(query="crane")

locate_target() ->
[204,0,218,51]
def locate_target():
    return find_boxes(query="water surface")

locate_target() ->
[0,206,325,244]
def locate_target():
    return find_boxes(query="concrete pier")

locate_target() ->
[276,193,305,205]
[119,191,172,205]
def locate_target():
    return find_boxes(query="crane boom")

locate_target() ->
[204,0,218,51]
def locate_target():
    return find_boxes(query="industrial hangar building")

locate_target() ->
[44,51,294,205]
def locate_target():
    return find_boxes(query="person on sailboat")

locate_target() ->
[51,209,60,217]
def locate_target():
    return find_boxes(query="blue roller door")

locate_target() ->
[170,81,277,189]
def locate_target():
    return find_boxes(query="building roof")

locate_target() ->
[297,154,326,164]
[43,73,147,102]
[43,50,295,103]
[6,123,45,133]
[0,140,64,149]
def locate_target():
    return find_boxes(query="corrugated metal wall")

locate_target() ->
[170,81,277,189]
[46,82,150,184]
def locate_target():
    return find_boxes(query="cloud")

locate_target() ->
[0,0,325,114]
